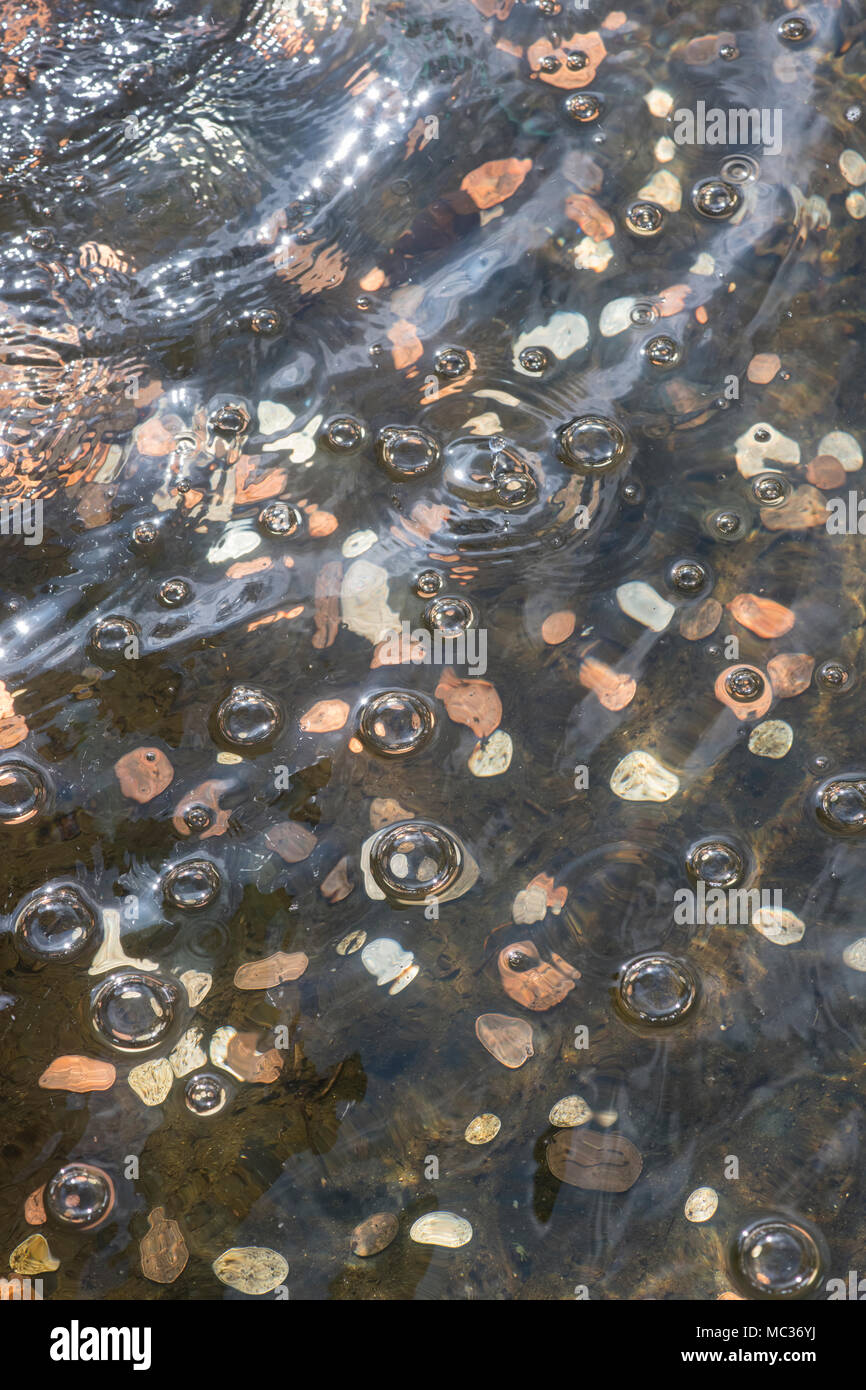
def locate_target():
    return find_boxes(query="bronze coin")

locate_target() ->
[350,1212,399,1257]
[546,1128,643,1192]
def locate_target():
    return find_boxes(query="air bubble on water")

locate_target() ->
[0,760,48,825]
[625,202,664,237]
[630,301,659,326]
[359,691,436,757]
[731,1218,822,1298]
[91,970,180,1051]
[258,502,301,537]
[163,859,222,909]
[414,569,442,598]
[157,578,193,607]
[250,308,281,335]
[494,463,537,508]
[564,93,602,123]
[89,615,140,661]
[46,1164,115,1229]
[118,62,154,93]
[13,884,99,962]
[614,953,700,1028]
[725,667,765,702]
[558,415,628,472]
[185,1073,227,1115]
[751,474,790,506]
[691,178,742,219]
[376,426,440,480]
[518,347,548,373]
[815,659,854,692]
[667,559,708,594]
[325,416,365,451]
[130,520,159,553]
[210,403,250,435]
[815,776,866,835]
[644,334,680,366]
[720,154,760,184]
[709,509,744,539]
[214,686,283,748]
[370,820,463,903]
[621,480,644,505]
[434,348,470,380]
[778,16,811,43]
[27,228,55,250]
[423,595,476,636]
[686,838,746,887]
[183,805,213,833]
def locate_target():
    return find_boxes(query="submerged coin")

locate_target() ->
[685,1187,719,1223]
[212,1246,288,1294]
[9,1233,59,1275]
[546,1129,643,1191]
[233,951,308,989]
[549,1096,592,1128]
[475,1013,534,1068]
[351,1213,399,1256]
[38,1056,116,1092]
[140,1208,188,1285]
[409,1212,473,1248]
[464,1114,501,1145]
[128,1058,174,1107]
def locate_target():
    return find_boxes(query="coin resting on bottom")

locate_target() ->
[546,1128,643,1192]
